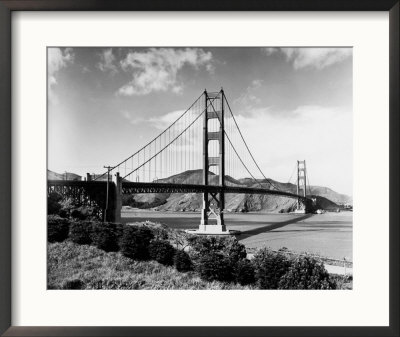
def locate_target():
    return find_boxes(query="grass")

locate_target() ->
[48,241,252,290]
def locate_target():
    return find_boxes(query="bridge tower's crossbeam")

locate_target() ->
[199,89,227,234]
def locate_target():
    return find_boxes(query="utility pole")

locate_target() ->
[103,165,112,222]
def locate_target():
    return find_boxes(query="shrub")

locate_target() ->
[71,208,88,220]
[329,274,352,290]
[48,192,62,215]
[69,221,93,245]
[149,240,176,265]
[47,215,70,243]
[197,251,234,282]
[147,224,169,241]
[223,237,247,265]
[120,226,154,260]
[62,279,85,290]
[252,248,291,289]
[174,250,193,272]
[91,222,120,252]
[188,235,247,265]
[278,256,336,290]
[235,259,256,286]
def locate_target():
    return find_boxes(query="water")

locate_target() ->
[121,209,353,261]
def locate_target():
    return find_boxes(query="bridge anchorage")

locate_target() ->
[48,88,314,233]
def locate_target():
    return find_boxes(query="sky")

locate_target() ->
[48,47,353,195]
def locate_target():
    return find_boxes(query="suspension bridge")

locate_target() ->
[48,89,313,234]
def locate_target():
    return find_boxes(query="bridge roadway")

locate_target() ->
[48,180,309,201]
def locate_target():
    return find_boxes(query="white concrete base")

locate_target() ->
[185,225,239,236]
[293,209,306,214]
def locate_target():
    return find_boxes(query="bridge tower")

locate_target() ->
[296,160,307,212]
[199,89,227,234]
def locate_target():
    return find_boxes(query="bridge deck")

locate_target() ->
[48,180,308,201]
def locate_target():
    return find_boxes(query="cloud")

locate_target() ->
[229,104,352,194]
[120,110,145,125]
[148,110,185,130]
[234,79,263,108]
[147,109,204,153]
[117,48,213,96]
[97,48,118,74]
[121,109,188,134]
[48,47,74,104]
[263,47,352,70]
[121,109,188,129]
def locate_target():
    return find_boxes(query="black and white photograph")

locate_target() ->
[47,47,353,290]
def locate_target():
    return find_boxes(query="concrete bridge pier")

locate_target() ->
[111,172,122,223]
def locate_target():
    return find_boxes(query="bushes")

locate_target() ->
[235,259,255,286]
[47,215,70,243]
[278,256,336,290]
[47,215,337,289]
[120,226,154,260]
[149,240,176,265]
[48,192,63,215]
[188,236,247,284]
[174,250,193,272]
[252,249,336,289]
[188,236,246,263]
[91,222,121,252]
[69,221,93,245]
[252,248,291,289]
[197,252,234,282]
[224,237,247,265]
[61,279,85,290]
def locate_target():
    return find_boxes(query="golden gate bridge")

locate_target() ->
[48,89,312,235]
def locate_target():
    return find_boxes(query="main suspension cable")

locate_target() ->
[94,92,204,181]
[223,93,279,191]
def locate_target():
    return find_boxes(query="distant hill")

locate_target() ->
[48,168,351,212]
[124,169,352,213]
[47,169,82,181]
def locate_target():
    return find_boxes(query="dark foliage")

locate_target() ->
[120,226,154,260]
[149,240,176,265]
[47,215,70,243]
[122,195,167,209]
[150,226,169,241]
[62,279,85,290]
[252,248,291,289]
[91,222,121,252]
[278,256,336,289]
[48,192,62,215]
[174,250,193,272]
[234,259,256,286]
[71,209,88,220]
[69,221,93,245]
[188,235,247,265]
[197,251,234,282]
[223,237,247,265]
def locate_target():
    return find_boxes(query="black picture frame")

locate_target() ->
[0,1,398,336]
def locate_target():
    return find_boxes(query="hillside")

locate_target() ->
[48,241,250,290]
[123,169,351,213]
[47,169,82,181]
